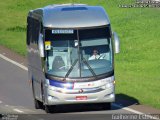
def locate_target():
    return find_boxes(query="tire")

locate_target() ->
[34,98,43,109]
[106,103,111,110]
[44,105,53,113]
[101,103,111,110]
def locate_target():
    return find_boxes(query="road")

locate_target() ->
[0,53,159,120]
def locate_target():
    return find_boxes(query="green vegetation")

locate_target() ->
[0,0,160,109]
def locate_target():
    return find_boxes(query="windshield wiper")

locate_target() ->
[82,58,97,79]
[64,59,78,79]
[64,58,97,80]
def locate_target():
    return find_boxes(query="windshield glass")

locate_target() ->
[45,26,113,78]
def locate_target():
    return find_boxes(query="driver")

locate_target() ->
[88,49,100,60]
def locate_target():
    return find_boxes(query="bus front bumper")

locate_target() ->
[45,86,115,105]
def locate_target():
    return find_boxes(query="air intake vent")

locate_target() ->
[62,7,87,11]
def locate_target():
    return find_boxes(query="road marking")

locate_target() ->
[112,103,143,114]
[112,103,159,120]
[0,101,2,104]
[0,53,159,119]
[13,109,24,113]
[0,54,28,71]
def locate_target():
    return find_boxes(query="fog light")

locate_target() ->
[48,95,58,101]
[104,93,114,98]
[109,93,114,98]
[48,96,52,101]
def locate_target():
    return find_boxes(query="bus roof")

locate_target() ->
[29,4,110,28]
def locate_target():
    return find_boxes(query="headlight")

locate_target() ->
[45,79,50,86]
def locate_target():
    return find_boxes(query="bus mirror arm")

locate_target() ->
[38,34,45,57]
[113,32,120,54]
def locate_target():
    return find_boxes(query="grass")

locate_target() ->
[0,0,160,109]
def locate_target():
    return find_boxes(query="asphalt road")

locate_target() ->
[0,56,157,120]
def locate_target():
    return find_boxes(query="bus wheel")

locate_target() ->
[44,105,52,113]
[101,103,111,110]
[34,98,43,109]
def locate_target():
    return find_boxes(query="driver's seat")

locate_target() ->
[52,56,65,70]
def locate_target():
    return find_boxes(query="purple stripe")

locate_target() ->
[49,79,73,89]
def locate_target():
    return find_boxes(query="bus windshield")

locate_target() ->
[45,26,113,78]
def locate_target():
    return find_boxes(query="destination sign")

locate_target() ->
[52,29,74,34]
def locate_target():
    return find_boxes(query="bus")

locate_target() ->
[27,4,120,113]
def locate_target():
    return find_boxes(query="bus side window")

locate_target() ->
[32,19,40,44]
[27,17,32,45]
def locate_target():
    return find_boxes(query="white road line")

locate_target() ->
[13,109,24,113]
[112,103,159,120]
[0,53,159,119]
[112,103,143,114]
[0,101,2,104]
[0,54,28,71]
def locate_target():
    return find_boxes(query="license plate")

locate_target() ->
[76,96,87,100]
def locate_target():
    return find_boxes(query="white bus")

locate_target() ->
[27,4,120,113]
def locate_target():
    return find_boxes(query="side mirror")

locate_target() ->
[38,34,44,57]
[113,32,120,54]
